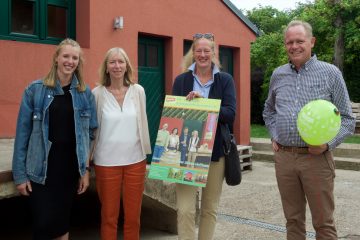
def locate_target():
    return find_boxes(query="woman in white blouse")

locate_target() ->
[167,127,180,152]
[91,47,151,240]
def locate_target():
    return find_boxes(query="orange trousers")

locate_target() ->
[94,160,146,240]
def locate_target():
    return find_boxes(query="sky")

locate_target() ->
[230,0,313,12]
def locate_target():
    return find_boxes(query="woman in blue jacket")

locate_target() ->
[172,33,236,240]
[12,38,97,240]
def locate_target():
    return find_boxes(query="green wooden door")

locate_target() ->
[138,36,165,162]
[219,46,234,76]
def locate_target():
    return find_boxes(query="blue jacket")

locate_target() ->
[179,132,190,150]
[12,76,98,185]
[172,71,236,161]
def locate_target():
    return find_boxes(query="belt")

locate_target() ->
[277,144,308,154]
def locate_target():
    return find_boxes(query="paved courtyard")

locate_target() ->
[1,161,360,239]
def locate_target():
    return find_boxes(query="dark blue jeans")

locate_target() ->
[152,145,165,162]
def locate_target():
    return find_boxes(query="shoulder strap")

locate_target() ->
[217,72,235,134]
[220,123,231,153]
[217,72,229,92]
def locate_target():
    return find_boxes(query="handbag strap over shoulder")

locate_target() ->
[220,123,231,154]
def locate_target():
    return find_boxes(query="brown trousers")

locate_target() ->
[95,160,146,240]
[274,150,337,240]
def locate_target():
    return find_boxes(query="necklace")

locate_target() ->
[107,86,128,106]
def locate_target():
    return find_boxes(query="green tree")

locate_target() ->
[298,0,360,101]
[246,6,290,34]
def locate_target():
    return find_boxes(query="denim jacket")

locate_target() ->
[12,75,98,185]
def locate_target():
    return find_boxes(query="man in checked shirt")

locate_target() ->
[263,20,356,240]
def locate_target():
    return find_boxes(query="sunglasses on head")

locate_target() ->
[193,33,214,41]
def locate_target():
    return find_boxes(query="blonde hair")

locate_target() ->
[43,38,86,92]
[181,37,221,73]
[99,47,134,87]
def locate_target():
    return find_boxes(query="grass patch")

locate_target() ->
[251,124,270,138]
[344,135,360,144]
[251,124,360,144]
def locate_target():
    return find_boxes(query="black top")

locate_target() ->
[49,83,76,145]
[47,83,78,185]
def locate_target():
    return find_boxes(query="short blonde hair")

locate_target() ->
[43,38,86,92]
[99,47,134,86]
[284,20,313,39]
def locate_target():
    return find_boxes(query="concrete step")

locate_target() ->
[252,150,360,171]
[251,138,360,159]
[251,138,273,152]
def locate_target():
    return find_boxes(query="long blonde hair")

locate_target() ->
[181,37,221,73]
[43,38,86,92]
[98,47,134,87]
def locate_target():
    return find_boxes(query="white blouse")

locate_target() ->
[93,85,145,166]
[168,135,179,148]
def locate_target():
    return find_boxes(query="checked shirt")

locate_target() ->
[263,55,355,150]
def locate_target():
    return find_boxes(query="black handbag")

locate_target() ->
[220,123,241,186]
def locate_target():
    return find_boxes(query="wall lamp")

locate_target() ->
[114,16,124,29]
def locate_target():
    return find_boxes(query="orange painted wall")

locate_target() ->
[0,0,256,144]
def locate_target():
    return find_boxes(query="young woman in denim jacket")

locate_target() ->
[12,38,97,240]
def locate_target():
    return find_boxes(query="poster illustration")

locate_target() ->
[148,95,221,187]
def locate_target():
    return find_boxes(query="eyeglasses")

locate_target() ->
[193,33,214,41]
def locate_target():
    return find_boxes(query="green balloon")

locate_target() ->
[297,100,341,145]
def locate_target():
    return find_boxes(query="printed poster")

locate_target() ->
[148,95,221,187]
